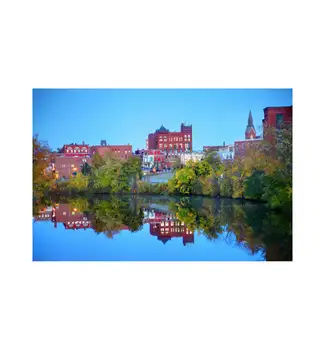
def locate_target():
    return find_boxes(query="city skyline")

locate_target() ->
[33,88,292,150]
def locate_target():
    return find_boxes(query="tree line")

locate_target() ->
[33,125,292,212]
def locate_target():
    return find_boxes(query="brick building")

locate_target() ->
[52,154,91,179]
[91,144,132,159]
[63,143,90,156]
[262,106,292,142]
[147,123,192,154]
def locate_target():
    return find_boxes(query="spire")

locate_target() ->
[245,110,256,139]
[248,110,253,127]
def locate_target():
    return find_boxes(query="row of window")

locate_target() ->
[66,147,88,153]
[158,135,191,142]
[160,227,192,234]
[158,143,190,149]
[161,221,185,226]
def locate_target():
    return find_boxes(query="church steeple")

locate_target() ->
[245,110,256,139]
[248,110,253,127]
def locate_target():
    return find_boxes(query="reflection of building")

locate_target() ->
[34,207,53,221]
[143,209,194,245]
[52,204,92,230]
[147,123,192,154]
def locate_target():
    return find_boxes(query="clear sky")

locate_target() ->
[33,89,292,151]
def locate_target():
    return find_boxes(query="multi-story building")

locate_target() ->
[179,151,204,165]
[262,106,292,142]
[52,153,91,179]
[203,143,234,161]
[142,149,166,170]
[63,143,90,156]
[91,143,132,160]
[147,123,192,154]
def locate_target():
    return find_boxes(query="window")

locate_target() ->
[276,113,284,129]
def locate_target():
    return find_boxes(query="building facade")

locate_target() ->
[262,106,292,142]
[203,144,234,161]
[63,143,90,156]
[52,154,91,178]
[142,149,166,170]
[179,151,204,165]
[91,144,132,159]
[147,123,192,154]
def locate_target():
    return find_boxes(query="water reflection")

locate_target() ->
[33,195,292,261]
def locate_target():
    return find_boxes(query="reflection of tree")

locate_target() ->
[90,196,143,236]
[167,196,292,260]
[33,194,291,260]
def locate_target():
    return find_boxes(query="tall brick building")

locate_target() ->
[147,123,192,154]
[262,106,292,142]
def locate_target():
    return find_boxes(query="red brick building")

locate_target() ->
[91,144,132,159]
[52,154,91,179]
[262,106,292,142]
[234,139,262,158]
[147,123,192,154]
[63,143,90,156]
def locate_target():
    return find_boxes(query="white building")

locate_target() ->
[180,151,204,165]
[216,145,234,161]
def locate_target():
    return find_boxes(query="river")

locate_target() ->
[33,195,292,261]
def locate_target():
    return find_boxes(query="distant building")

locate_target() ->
[91,144,132,159]
[179,151,204,165]
[142,149,167,170]
[147,123,192,154]
[245,110,257,139]
[234,139,262,158]
[203,143,234,161]
[234,111,262,159]
[63,143,90,156]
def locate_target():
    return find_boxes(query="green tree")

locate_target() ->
[33,136,55,197]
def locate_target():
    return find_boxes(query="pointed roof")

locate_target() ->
[246,110,256,133]
[156,125,169,133]
[248,110,253,127]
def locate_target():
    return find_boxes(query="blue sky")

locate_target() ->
[33,89,292,151]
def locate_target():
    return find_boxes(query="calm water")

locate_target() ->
[33,195,292,261]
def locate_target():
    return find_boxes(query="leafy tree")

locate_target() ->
[91,152,105,169]
[66,173,89,192]
[244,170,266,200]
[33,136,55,197]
